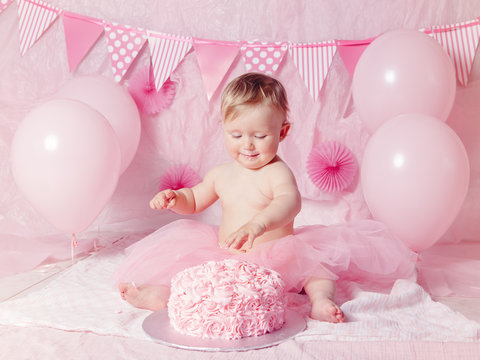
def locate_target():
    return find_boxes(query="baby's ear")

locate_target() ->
[280,122,290,141]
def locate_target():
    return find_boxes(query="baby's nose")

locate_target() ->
[244,137,255,149]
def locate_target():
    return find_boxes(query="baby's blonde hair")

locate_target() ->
[221,73,289,123]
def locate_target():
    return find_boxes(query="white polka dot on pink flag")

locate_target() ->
[240,41,288,75]
[0,0,14,13]
[104,22,147,82]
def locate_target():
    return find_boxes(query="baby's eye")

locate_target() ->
[255,134,267,139]
[231,133,242,139]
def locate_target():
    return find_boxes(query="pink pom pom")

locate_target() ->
[127,65,176,115]
[158,164,201,192]
[306,141,357,192]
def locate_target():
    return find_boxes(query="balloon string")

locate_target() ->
[71,233,78,262]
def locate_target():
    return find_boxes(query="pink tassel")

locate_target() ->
[306,141,357,192]
[158,164,201,192]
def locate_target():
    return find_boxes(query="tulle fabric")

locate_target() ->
[114,219,417,293]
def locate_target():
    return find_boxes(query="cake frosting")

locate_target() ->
[167,259,287,340]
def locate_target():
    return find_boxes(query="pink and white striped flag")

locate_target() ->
[104,22,147,82]
[428,19,480,87]
[17,0,61,55]
[289,40,337,101]
[0,0,14,14]
[148,31,192,90]
[240,41,289,75]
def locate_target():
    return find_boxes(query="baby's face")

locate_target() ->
[223,104,284,170]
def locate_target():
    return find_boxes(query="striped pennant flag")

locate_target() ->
[289,40,337,101]
[0,0,14,14]
[429,19,480,87]
[17,0,61,55]
[148,31,192,90]
[104,22,147,82]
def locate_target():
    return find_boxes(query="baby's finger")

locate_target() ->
[244,233,255,250]
[231,233,247,250]
[166,197,176,209]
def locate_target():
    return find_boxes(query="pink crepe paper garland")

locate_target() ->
[158,164,201,192]
[128,65,176,115]
[306,141,357,192]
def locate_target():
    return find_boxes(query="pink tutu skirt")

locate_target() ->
[114,219,417,293]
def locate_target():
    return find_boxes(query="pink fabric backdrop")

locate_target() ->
[1,0,480,278]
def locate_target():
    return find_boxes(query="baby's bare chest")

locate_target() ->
[216,172,272,210]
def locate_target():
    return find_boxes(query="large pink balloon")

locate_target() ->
[352,29,456,133]
[361,114,469,252]
[57,76,141,174]
[10,99,121,234]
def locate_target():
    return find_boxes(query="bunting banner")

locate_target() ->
[193,39,239,100]
[427,19,480,87]
[104,22,147,82]
[5,0,480,98]
[0,0,14,13]
[62,12,104,72]
[148,31,192,90]
[289,40,337,101]
[336,38,375,78]
[17,0,60,55]
[240,41,289,75]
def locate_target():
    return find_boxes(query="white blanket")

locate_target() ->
[0,235,478,344]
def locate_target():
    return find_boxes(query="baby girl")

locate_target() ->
[116,73,415,323]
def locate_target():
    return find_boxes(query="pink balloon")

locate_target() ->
[57,76,141,174]
[352,29,456,133]
[10,99,121,234]
[361,114,469,252]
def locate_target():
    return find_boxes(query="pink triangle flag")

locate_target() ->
[62,12,103,72]
[289,40,337,101]
[0,0,14,14]
[240,41,288,75]
[336,38,374,78]
[429,19,480,87]
[17,0,61,55]
[104,22,147,82]
[193,38,239,100]
[148,31,192,90]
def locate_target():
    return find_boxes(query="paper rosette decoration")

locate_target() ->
[158,164,201,192]
[306,141,357,192]
[128,65,177,115]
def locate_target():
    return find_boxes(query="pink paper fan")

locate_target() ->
[128,65,177,115]
[306,141,357,192]
[158,164,201,192]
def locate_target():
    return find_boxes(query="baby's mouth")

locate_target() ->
[240,152,259,160]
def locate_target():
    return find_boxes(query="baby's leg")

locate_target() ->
[118,283,170,311]
[303,277,345,323]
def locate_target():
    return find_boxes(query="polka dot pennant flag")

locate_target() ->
[0,0,14,14]
[240,41,288,75]
[289,40,337,101]
[428,19,480,87]
[17,0,61,56]
[148,31,192,91]
[104,22,147,82]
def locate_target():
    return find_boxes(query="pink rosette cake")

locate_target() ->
[167,259,287,340]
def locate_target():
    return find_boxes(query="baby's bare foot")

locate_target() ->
[118,282,169,311]
[310,297,345,323]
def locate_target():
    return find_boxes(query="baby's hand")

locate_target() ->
[149,189,177,210]
[223,221,266,252]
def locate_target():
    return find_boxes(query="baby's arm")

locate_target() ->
[224,163,301,250]
[149,168,219,215]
